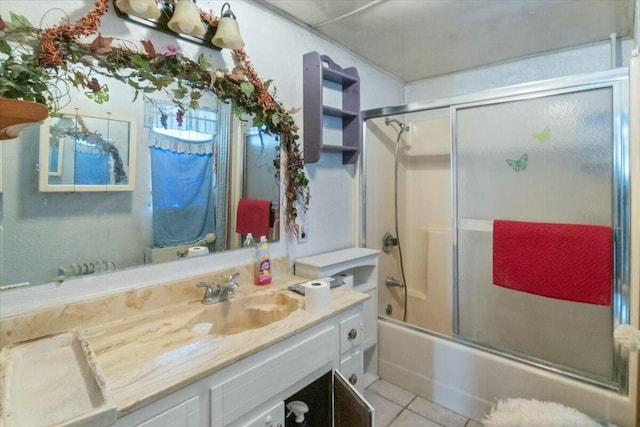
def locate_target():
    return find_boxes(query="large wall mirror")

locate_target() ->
[0,81,281,287]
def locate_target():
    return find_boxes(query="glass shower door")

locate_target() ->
[454,78,629,389]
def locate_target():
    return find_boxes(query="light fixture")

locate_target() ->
[113,0,221,50]
[114,0,161,19]
[167,0,205,37]
[211,2,244,50]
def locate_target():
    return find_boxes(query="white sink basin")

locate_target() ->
[186,292,301,336]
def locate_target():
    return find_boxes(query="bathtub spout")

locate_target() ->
[385,276,404,288]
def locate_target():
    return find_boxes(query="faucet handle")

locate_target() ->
[228,272,240,283]
[197,281,216,304]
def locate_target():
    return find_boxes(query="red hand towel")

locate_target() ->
[492,220,612,305]
[236,198,271,238]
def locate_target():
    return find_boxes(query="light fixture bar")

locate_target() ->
[112,0,222,51]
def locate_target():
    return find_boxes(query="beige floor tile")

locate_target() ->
[389,409,442,427]
[408,396,468,427]
[465,419,484,427]
[366,379,416,407]
[364,390,403,427]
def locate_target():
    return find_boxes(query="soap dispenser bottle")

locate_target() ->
[255,235,272,285]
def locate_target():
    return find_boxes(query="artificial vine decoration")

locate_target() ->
[38,0,109,67]
[0,0,309,232]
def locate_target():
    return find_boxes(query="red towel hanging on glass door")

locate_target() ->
[492,220,612,306]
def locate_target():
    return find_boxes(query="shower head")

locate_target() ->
[385,117,410,133]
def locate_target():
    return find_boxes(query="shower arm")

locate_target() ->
[385,117,410,133]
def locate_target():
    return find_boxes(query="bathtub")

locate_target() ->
[377,317,636,427]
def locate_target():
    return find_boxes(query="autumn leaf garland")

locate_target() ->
[0,0,309,233]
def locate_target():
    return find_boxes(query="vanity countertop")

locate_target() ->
[67,275,367,417]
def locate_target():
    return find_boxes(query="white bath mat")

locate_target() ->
[482,398,616,427]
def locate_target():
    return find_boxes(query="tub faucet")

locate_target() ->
[216,272,240,302]
[385,276,404,288]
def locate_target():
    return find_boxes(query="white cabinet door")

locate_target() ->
[136,396,200,427]
[339,350,364,394]
[333,370,374,427]
[229,401,284,427]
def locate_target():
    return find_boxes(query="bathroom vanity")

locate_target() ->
[115,303,371,426]
[0,271,373,427]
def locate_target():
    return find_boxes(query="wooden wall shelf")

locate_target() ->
[303,52,360,164]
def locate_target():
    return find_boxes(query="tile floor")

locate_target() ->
[365,379,483,427]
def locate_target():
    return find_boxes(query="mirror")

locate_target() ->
[0,0,306,290]
[39,109,136,192]
[0,84,281,287]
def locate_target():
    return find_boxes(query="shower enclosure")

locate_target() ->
[361,69,630,395]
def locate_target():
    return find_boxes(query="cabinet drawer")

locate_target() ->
[339,313,362,354]
[339,350,364,394]
[221,326,335,424]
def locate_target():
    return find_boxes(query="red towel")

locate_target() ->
[236,198,271,238]
[492,220,612,305]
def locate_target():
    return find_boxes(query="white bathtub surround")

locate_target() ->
[378,320,633,426]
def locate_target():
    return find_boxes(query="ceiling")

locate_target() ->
[260,0,636,83]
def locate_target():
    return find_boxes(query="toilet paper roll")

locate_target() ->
[337,273,354,289]
[187,246,209,257]
[304,280,331,313]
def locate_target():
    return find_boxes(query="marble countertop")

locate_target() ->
[75,275,368,416]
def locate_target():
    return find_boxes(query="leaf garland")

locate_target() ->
[0,0,309,233]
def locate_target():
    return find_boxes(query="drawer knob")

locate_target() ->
[348,328,358,340]
[349,373,358,385]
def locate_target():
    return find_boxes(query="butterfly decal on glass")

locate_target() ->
[506,153,528,172]
[532,125,550,142]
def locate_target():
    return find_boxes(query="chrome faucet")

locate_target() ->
[197,281,217,304]
[196,272,240,304]
[216,272,240,302]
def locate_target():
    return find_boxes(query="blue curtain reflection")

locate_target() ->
[150,145,215,247]
[75,150,110,185]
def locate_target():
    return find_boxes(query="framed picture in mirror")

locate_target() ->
[39,109,136,192]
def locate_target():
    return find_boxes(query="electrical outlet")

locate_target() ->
[298,224,308,244]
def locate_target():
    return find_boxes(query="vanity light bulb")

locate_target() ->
[116,0,160,19]
[130,0,149,14]
[167,0,205,37]
[178,22,195,34]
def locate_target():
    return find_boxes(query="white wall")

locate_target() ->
[0,0,404,315]
[406,39,633,101]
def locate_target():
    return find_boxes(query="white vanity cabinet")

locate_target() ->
[115,304,372,427]
[135,396,200,427]
[295,247,380,388]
